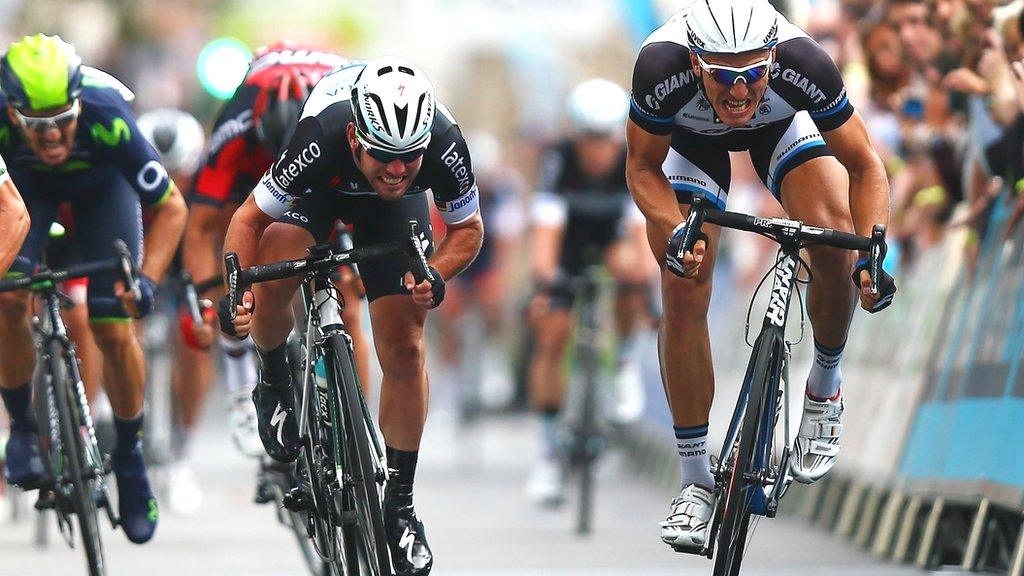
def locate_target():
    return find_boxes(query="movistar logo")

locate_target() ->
[91,117,131,147]
[147,499,159,522]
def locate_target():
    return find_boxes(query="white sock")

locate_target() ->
[674,424,715,490]
[220,335,258,395]
[806,340,844,401]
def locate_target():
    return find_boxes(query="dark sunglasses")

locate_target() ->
[14,99,80,133]
[356,134,426,164]
[696,54,772,86]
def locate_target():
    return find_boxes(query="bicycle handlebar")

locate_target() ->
[224,221,432,320]
[681,196,887,293]
[0,240,138,295]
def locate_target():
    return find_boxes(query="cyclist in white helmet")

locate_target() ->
[221,56,484,576]
[627,0,895,552]
[525,78,653,506]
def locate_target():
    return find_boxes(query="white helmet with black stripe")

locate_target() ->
[686,0,779,54]
[350,56,435,154]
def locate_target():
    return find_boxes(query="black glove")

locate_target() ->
[665,222,708,278]
[131,274,158,318]
[851,256,896,313]
[426,266,445,308]
[217,294,253,338]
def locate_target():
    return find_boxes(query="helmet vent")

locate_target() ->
[394,103,408,138]
[704,0,727,44]
[742,5,754,41]
[398,66,415,76]
[377,66,393,76]
[368,93,393,136]
[413,94,426,130]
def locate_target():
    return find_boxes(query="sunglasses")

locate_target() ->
[14,99,80,133]
[356,132,426,164]
[696,53,772,86]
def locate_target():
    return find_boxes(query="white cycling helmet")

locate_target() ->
[350,56,435,154]
[566,78,628,136]
[686,0,780,54]
[137,108,205,174]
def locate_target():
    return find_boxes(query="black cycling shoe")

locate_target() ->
[113,448,158,544]
[4,426,45,489]
[252,380,300,463]
[385,503,433,576]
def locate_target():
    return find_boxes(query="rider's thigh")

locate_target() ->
[0,289,30,322]
[251,222,313,312]
[534,307,572,353]
[367,295,427,381]
[89,319,135,350]
[653,214,722,321]
[779,156,857,271]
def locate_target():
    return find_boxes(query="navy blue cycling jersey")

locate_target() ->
[0,67,171,207]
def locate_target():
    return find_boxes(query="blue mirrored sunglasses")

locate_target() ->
[696,54,772,86]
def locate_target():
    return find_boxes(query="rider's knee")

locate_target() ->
[0,291,30,322]
[89,321,134,350]
[378,337,425,379]
[662,274,712,319]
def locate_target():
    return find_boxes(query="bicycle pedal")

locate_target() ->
[34,492,57,510]
[254,479,276,505]
[281,486,312,512]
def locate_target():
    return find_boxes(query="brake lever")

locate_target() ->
[869,224,886,296]
[224,253,242,321]
[406,220,433,285]
[181,271,204,325]
[681,195,707,255]
[112,240,141,301]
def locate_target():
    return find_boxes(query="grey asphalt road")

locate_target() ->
[0,398,921,576]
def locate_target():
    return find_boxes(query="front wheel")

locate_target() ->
[713,334,780,576]
[53,346,107,576]
[328,336,391,576]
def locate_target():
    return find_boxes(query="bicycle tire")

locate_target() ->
[327,335,391,576]
[713,331,782,576]
[574,336,600,536]
[52,343,107,576]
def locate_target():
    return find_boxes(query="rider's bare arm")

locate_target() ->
[821,111,890,246]
[429,211,483,281]
[222,193,277,273]
[0,177,29,275]
[142,182,188,282]
[625,120,682,243]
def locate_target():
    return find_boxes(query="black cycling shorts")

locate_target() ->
[278,189,434,302]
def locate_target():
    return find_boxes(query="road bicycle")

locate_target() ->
[225,222,432,575]
[672,197,886,576]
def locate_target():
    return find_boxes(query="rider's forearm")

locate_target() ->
[847,156,891,250]
[141,185,187,282]
[428,213,483,281]
[222,199,273,274]
[626,162,683,244]
[530,225,563,284]
[0,181,29,274]
[183,213,225,299]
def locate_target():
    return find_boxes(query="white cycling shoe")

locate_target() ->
[660,484,715,552]
[788,393,844,484]
[526,456,565,508]
[229,391,265,458]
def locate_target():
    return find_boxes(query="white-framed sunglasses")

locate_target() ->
[695,53,773,86]
[13,99,81,133]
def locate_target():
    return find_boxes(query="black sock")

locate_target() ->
[0,382,37,431]
[113,413,144,460]
[385,446,419,510]
[255,343,291,386]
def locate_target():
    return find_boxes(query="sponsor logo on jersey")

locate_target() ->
[775,133,822,163]
[817,89,848,114]
[644,70,696,112]
[208,110,253,156]
[274,142,321,189]
[91,118,131,147]
[436,184,478,214]
[260,173,296,208]
[441,141,473,196]
[668,174,709,189]
[780,68,827,104]
[136,160,168,193]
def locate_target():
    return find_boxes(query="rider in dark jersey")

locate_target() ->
[180,42,352,464]
[221,56,483,576]
[0,34,189,544]
[627,1,895,553]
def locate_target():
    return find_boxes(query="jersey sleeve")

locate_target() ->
[774,37,855,132]
[532,148,568,228]
[253,116,334,218]
[102,107,173,207]
[428,111,479,225]
[194,87,257,205]
[629,41,694,136]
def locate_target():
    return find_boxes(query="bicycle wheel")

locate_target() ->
[327,335,391,576]
[573,339,600,536]
[713,332,782,576]
[51,344,107,576]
